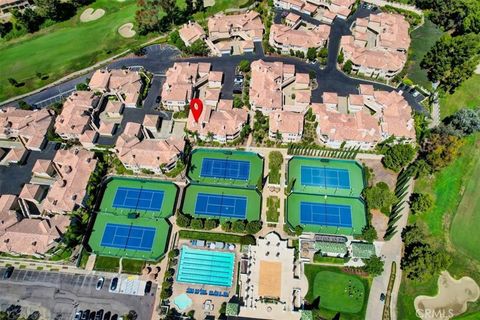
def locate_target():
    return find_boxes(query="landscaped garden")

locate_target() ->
[266,196,280,222]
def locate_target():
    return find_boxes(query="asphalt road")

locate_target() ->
[0,268,156,320]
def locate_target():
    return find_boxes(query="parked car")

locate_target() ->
[103,311,111,320]
[155,96,161,103]
[96,277,104,291]
[89,311,96,320]
[144,281,152,295]
[95,310,104,320]
[81,310,90,320]
[3,266,14,279]
[109,277,119,292]
[380,293,386,301]
[74,311,83,320]
[110,315,118,320]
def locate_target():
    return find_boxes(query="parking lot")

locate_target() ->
[0,268,156,320]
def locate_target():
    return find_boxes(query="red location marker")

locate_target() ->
[190,98,203,123]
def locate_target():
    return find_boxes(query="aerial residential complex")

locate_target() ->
[3,0,473,319]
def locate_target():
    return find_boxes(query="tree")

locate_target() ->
[342,60,353,73]
[410,192,433,214]
[204,219,218,230]
[308,70,316,80]
[421,131,464,171]
[318,47,328,58]
[361,225,378,242]
[294,225,303,236]
[190,218,204,229]
[337,50,344,64]
[238,60,251,73]
[158,0,176,24]
[421,34,480,92]
[306,47,317,61]
[246,221,262,234]
[176,212,191,228]
[34,0,62,20]
[410,159,431,178]
[232,220,246,233]
[233,96,243,108]
[363,255,384,276]
[168,29,187,51]
[135,0,162,35]
[187,39,210,56]
[221,220,231,232]
[382,143,416,172]
[445,108,480,136]
[401,225,452,281]
[12,7,43,33]
[0,22,13,38]
[363,182,397,214]
[76,82,89,91]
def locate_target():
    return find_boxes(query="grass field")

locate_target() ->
[187,149,264,188]
[304,264,369,319]
[0,0,160,100]
[406,19,443,89]
[286,193,366,235]
[178,230,255,244]
[288,157,365,197]
[99,177,178,218]
[181,184,261,221]
[94,256,120,272]
[439,74,480,118]
[122,258,146,274]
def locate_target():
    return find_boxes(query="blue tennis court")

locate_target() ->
[200,158,250,180]
[300,202,352,227]
[112,187,164,211]
[301,166,351,189]
[195,193,247,218]
[100,223,156,251]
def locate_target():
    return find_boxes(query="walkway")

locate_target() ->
[365,178,414,320]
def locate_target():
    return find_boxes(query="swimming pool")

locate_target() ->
[176,246,235,287]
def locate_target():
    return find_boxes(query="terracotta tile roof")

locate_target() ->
[55,91,99,138]
[179,21,206,44]
[285,12,301,23]
[374,90,415,139]
[270,24,330,50]
[269,111,304,135]
[296,73,310,85]
[208,71,223,82]
[143,114,160,128]
[0,215,70,256]
[116,122,185,169]
[105,100,123,114]
[348,94,364,106]
[359,84,374,96]
[323,92,339,105]
[186,99,248,139]
[19,183,43,201]
[0,107,54,150]
[32,159,53,176]
[208,11,264,37]
[42,149,97,214]
[89,69,142,105]
[0,195,21,233]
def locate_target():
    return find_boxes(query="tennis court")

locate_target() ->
[188,149,263,188]
[182,184,261,221]
[195,193,247,219]
[288,157,365,197]
[300,202,352,227]
[101,223,156,251]
[286,193,366,235]
[301,166,350,189]
[201,158,250,181]
[113,187,164,211]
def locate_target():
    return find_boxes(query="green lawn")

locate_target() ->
[411,134,479,237]
[178,230,256,245]
[406,19,443,90]
[439,74,480,118]
[0,0,159,100]
[304,264,369,319]
[94,256,120,272]
[122,258,145,274]
[266,196,280,222]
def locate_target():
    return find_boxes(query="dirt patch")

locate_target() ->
[371,209,389,239]
[361,158,397,189]
[80,8,105,22]
[203,0,215,7]
[414,271,480,319]
[118,23,136,38]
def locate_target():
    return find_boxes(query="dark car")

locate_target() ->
[380,293,386,301]
[155,96,161,103]
[103,311,111,320]
[109,277,118,292]
[95,310,104,320]
[81,310,90,320]
[111,315,118,320]
[3,266,14,279]
[89,311,96,320]
[145,281,152,295]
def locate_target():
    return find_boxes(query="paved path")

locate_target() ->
[365,178,414,320]
[362,0,423,15]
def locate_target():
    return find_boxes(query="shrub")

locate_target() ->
[190,218,204,230]
[382,144,416,172]
[232,220,246,233]
[410,192,433,214]
[176,213,191,228]
[246,221,262,234]
[204,219,218,230]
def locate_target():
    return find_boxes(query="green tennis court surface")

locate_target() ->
[287,193,366,234]
[288,157,365,197]
[188,149,263,188]
[287,157,367,235]
[88,177,177,261]
[182,184,261,221]
[99,177,178,218]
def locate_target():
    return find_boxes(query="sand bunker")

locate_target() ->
[204,0,215,7]
[414,271,480,320]
[118,23,136,38]
[80,8,105,22]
